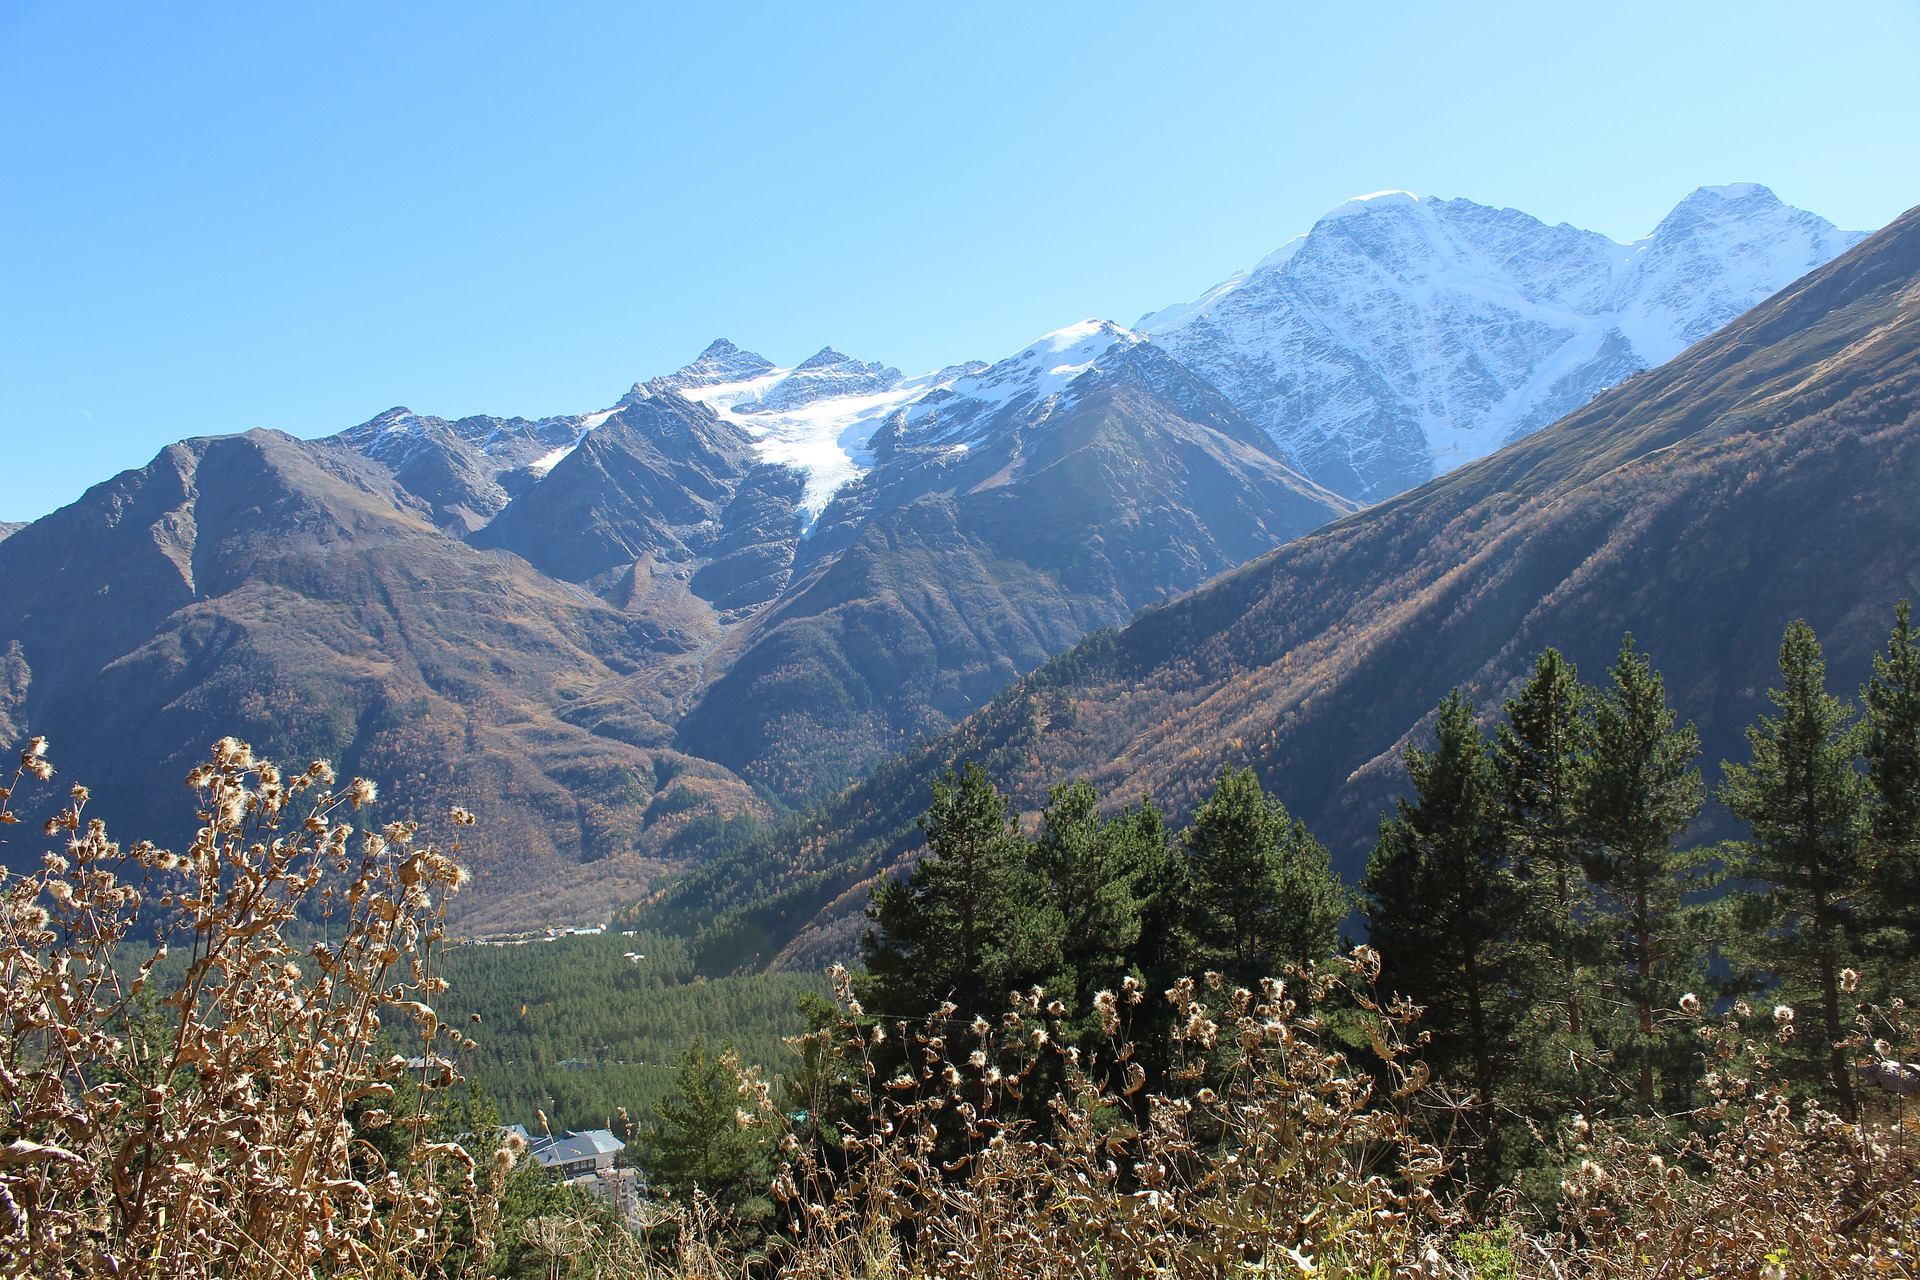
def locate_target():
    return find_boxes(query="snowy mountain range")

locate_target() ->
[0,180,1893,928]
[1139,183,1867,498]
[332,183,1864,515]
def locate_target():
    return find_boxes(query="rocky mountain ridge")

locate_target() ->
[639,200,1920,969]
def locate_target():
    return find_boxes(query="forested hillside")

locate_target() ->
[835,606,1920,1186]
[440,933,824,1129]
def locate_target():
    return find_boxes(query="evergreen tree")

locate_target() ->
[1364,691,1523,1131]
[1721,620,1868,1118]
[1492,649,1602,1108]
[1031,781,1178,1027]
[1581,636,1707,1108]
[644,1039,778,1232]
[1863,601,1920,983]
[1184,767,1347,984]
[860,763,1057,1021]
[1124,800,1193,1004]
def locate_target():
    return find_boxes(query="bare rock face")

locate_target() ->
[673,336,1352,801]
[0,428,770,929]
[472,392,782,590]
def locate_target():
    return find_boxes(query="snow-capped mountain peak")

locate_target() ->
[330,183,1871,528]
[896,319,1145,447]
[636,338,778,399]
[930,320,1141,412]
[1316,189,1425,222]
[1612,183,1866,361]
[637,342,930,518]
[740,347,904,416]
[1138,183,1869,500]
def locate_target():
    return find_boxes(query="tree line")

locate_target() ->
[841,606,1920,1188]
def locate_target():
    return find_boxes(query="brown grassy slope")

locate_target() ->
[0,429,767,930]
[660,203,1920,969]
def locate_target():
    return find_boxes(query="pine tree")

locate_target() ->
[645,1040,777,1226]
[1721,620,1868,1118]
[860,762,1057,1021]
[1184,767,1347,985]
[1581,636,1707,1108]
[1864,601,1920,984]
[1363,691,1523,1131]
[1031,781,1177,1027]
[1493,648,1597,1043]
[1120,800,1190,998]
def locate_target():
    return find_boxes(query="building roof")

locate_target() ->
[516,1127,625,1168]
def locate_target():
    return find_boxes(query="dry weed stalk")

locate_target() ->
[771,950,1458,1279]
[1542,994,1920,1279]
[5,733,1918,1280]
[0,735,504,1279]
[745,960,1920,1279]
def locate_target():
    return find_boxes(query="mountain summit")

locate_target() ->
[658,199,1920,969]
[1139,183,1866,500]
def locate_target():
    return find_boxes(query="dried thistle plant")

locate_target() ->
[1538,995,1920,1279]
[762,948,1458,1280]
[0,735,493,1279]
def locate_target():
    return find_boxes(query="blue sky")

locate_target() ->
[2,1,1916,523]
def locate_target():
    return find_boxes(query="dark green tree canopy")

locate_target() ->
[1864,601,1920,975]
[1720,619,1869,1116]
[1184,766,1347,983]
[1364,691,1524,1117]
[860,762,1057,1021]
[644,1039,777,1216]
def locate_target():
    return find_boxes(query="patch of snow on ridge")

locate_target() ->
[1696,181,1771,200]
[1316,189,1424,221]
[906,320,1144,441]
[527,442,576,476]
[641,324,1143,518]
[659,351,941,519]
[527,409,614,474]
[332,406,589,473]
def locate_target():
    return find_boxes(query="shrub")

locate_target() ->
[0,735,500,1278]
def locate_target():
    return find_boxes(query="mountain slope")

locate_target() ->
[671,328,1354,800]
[473,390,804,607]
[0,430,768,930]
[0,184,1880,931]
[1141,184,1866,500]
[643,202,1920,970]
